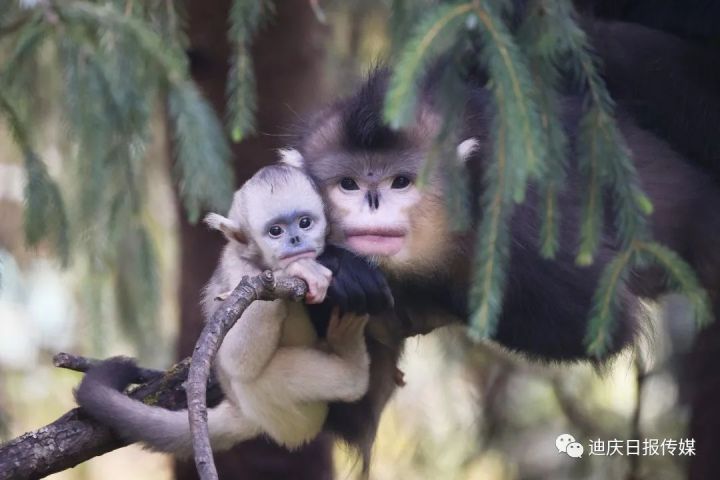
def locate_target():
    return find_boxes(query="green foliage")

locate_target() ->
[169,82,234,223]
[386,0,711,347]
[468,89,514,339]
[0,1,258,354]
[584,241,712,356]
[516,0,569,259]
[0,91,69,264]
[383,2,473,129]
[226,0,270,142]
[0,0,711,358]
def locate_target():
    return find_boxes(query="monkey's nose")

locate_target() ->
[290,236,301,245]
[366,191,380,210]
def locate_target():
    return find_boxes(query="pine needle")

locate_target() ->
[168,82,234,223]
[383,2,474,129]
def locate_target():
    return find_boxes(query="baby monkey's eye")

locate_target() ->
[298,216,313,229]
[340,177,360,191]
[391,175,411,189]
[268,225,283,238]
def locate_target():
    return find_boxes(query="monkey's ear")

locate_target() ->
[456,138,479,164]
[204,213,248,244]
[278,148,304,168]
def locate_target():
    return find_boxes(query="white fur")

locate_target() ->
[86,165,370,453]
[456,138,479,163]
[278,148,305,168]
[204,213,242,243]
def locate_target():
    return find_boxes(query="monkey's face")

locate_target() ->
[326,168,420,260]
[242,171,328,270]
[300,146,452,273]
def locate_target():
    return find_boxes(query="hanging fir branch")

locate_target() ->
[226,0,271,142]
[0,90,69,265]
[0,0,248,355]
[169,82,234,223]
[383,2,473,129]
[386,0,710,349]
[515,0,569,259]
[469,85,514,339]
[541,0,653,264]
[584,241,712,356]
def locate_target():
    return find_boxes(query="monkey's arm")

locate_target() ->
[316,245,394,314]
[226,313,369,405]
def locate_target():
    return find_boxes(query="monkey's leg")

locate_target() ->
[245,312,369,403]
[248,345,370,403]
[216,300,287,382]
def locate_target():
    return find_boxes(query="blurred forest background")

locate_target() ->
[0,0,713,479]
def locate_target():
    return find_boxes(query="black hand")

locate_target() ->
[317,244,394,315]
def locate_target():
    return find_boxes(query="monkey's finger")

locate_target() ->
[305,280,323,304]
[363,269,394,313]
[327,279,350,313]
[317,264,333,281]
[341,277,367,314]
[328,307,341,332]
[348,266,391,314]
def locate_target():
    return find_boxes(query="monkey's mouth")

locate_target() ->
[279,249,317,266]
[344,228,406,256]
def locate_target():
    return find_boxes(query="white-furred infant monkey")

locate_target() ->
[75,151,370,454]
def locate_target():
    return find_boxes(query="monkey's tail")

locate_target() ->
[74,356,258,456]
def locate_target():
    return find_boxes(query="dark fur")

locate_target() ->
[295,21,720,464]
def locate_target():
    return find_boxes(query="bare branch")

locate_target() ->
[53,352,164,383]
[0,357,223,480]
[187,270,307,480]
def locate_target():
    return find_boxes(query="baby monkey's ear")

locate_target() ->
[204,213,248,244]
[278,148,304,168]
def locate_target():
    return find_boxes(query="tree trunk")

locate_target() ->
[174,1,332,479]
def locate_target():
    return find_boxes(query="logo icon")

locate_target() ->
[556,433,584,459]
[556,433,576,453]
[567,442,584,458]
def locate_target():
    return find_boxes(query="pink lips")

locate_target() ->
[344,229,407,256]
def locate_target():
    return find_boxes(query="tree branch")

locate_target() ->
[187,270,307,480]
[0,271,307,480]
[0,355,223,480]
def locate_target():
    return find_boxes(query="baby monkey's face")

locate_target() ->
[243,177,328,270]
[260,209,326,269]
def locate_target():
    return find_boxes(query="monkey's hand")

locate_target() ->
[326,307,369,359]
[282,258,332,304]
[317,245,394,315]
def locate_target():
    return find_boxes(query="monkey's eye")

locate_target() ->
[298,216,313,229]
[268,225,283,238]
[391,175,411,189]
[340,177,360,191]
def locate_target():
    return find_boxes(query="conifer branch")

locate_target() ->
[383,2,473,129]
[470,85,512,339]
[472,3,546,187]
[585,240,712,356]
[226,0,268,142]
[188,271,307,480]
[516,0,569,258]
[0,91,69,264]
[544,0,652,263]
[584,248,634,356]
[635,242,712,327]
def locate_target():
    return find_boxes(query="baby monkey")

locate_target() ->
[75,151,370,454]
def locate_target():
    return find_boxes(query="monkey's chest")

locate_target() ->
[279,302,319,347]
